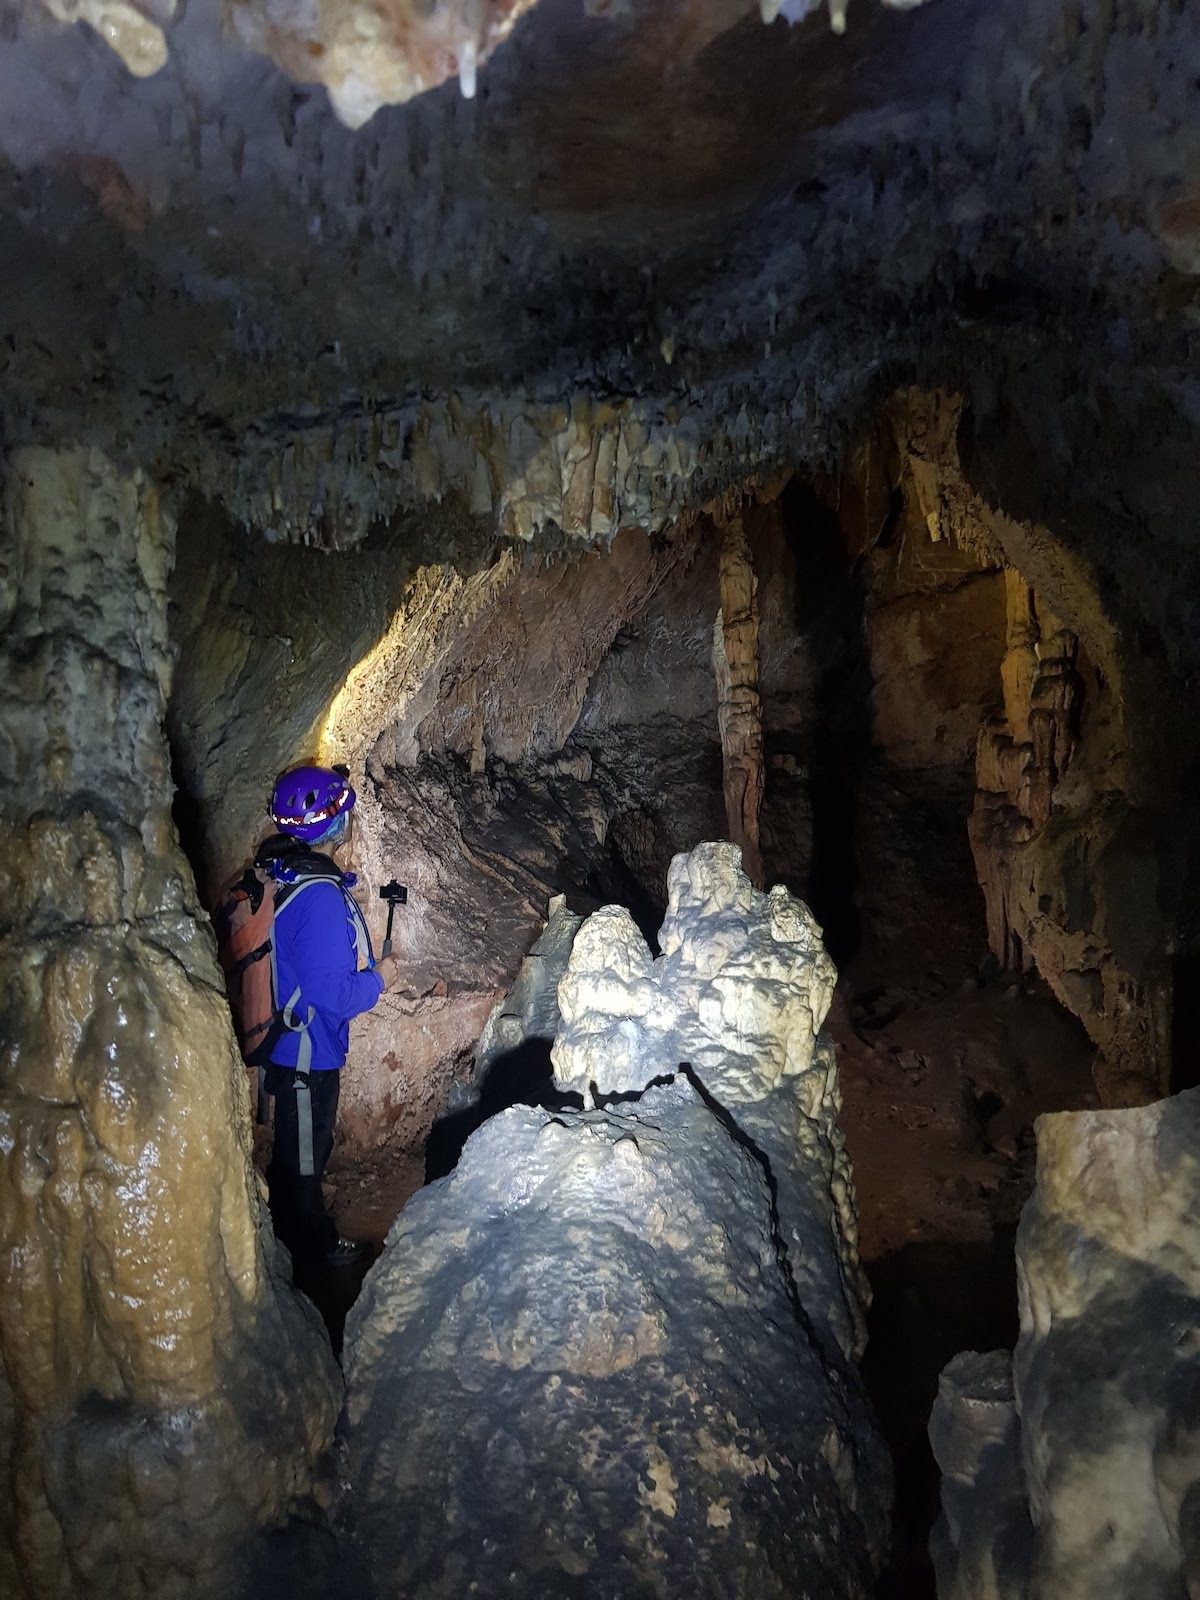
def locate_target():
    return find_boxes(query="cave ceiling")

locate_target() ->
[0,0,1198,565]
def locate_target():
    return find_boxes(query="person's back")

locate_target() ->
[255,767,394,1266]
[257,833,381,1070]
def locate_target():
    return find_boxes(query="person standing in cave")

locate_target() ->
[255,763,397,1269]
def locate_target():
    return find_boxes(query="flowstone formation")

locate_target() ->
[968,564,1168,1103]
[930,1088,1200,1599]
[0,447,340,1600]
[342,844,889,1595]
[883,388,1184,1107]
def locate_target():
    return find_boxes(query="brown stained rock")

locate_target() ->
[712,512,765,888]
[0,447,339,1599]
[338,986,502,1156]
[969,578,1166,1100]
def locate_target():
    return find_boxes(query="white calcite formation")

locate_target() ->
[553,842,865,1360]
[34,0,534,122]
[553,839,837,1106]
[931,1088,1200,1599]
[226,0,539,126]
[341,841,885,1596]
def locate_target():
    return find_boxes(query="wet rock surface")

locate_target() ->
[344,1079,890,1599]
[931,1088,1200,1600]
[0,447,340,1598]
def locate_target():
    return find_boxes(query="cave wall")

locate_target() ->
[167,379,1198,1163]
[885,391,1188,1101]
[164,434,1024,1168]
[168,492,847,1162]
[0,448,339,1599]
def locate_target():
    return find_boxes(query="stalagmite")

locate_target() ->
[931,1089,1200,1599]
[0,447,340,1600]
[342,845,889,1597]
[712,515,766,888]
[1000,569,1038,747]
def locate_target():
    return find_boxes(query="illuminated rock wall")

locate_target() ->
[0,446,339,1600]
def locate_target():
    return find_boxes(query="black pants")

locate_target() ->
[265,1064,341,1260]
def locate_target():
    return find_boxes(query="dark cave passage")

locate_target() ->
[162,444,1116,1596]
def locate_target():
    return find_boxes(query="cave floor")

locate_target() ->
[260,930,1095,1595]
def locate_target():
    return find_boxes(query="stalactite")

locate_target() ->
[712,513,765,889]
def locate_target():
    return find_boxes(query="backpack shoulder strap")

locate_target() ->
[275,871,375,966]
[341,888,376,970]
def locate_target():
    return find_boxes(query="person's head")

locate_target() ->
[271,763,355,852]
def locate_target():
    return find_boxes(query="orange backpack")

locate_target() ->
[216,866,283,1071]
[215,864,347,1120]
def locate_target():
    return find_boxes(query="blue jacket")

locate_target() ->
[270,877,383,1071]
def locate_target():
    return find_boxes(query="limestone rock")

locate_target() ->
[932,1089,1200,1600]
[553,840,837,1106]
[343,1078,891,1599]
[929,1352,1030,1599]
[712,513,765,887]
[0,447,340,1600]
[226,0,538,128]
[34,0,170,77]
[552,843,865,1361]
[451,892,583,1114]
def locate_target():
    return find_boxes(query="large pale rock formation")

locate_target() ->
[344,1079,890,1599]
[931,1088,1200,1599]
[0,447,340,1600]
[553,840,837,1103]
[552,842,865,1361]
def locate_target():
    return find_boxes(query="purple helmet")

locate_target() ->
[271,763,355,843]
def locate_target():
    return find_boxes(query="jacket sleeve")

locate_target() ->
[285,883,384,1022]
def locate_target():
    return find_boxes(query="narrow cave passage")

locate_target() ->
[163,416,1113,1592]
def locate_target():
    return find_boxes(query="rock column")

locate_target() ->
[931,1089,1200,1599]
[712,513,765,887]
[0,447,339,1600]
